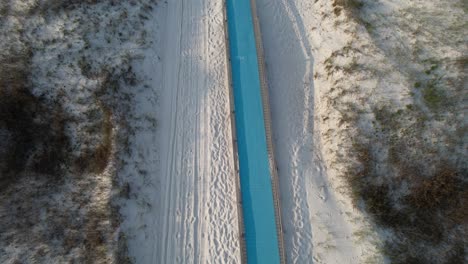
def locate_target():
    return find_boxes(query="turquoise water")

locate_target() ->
[226,1,281,263]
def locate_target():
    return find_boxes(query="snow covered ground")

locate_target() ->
[256,1,376,263]
[257,0,466,263]
[1,1,158,263]
[118,0,241,263]
[1,0,465,263]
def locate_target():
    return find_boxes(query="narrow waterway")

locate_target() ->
[225,0,284,263]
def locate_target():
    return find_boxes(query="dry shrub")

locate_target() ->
[75,104,113,174]
[454,55,468,72]
[0,45,31,91]
[332,0,364,17]
[92,107,113,173]
[0,45,70,189]
[0,88,70,185]
[35,0,104,12]
[407,166,462,209]
[343,100,467,261]
[84,208,109,263]
[347,132,467,262]
[117,232,132,264]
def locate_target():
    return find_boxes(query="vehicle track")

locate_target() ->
[150,0,241,263]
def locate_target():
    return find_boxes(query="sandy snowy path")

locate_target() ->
[152,0,241,263]
[121,1,241,263]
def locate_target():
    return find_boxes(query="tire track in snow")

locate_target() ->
[205,0,240,262]
[150,0,241,263]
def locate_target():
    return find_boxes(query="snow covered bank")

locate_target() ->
[258,0,466,263]
[1,0,157,262]
[256,1,374,263]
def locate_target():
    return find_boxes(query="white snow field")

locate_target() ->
[119,0,241,263]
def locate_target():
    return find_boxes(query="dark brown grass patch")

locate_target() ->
[74,103,113,174]
[347,131,466,262]
[332,0,364,17]
[0,47,70,189]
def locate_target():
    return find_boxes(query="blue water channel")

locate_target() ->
[226,1,282,263]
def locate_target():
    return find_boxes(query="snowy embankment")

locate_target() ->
[256,1,374,263]
[1,0,157,263]
[258,0,466,263]
[118,0,241,263]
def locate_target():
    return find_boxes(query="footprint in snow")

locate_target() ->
[319,185,327,201]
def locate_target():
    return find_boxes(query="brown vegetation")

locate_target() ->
[0,46,70,190]
[75,103,113,174]
[332,0,363,18]
[344,103,467,263]
[0,0,147,262]
[321,1,467,262]
[348,137,466,263]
